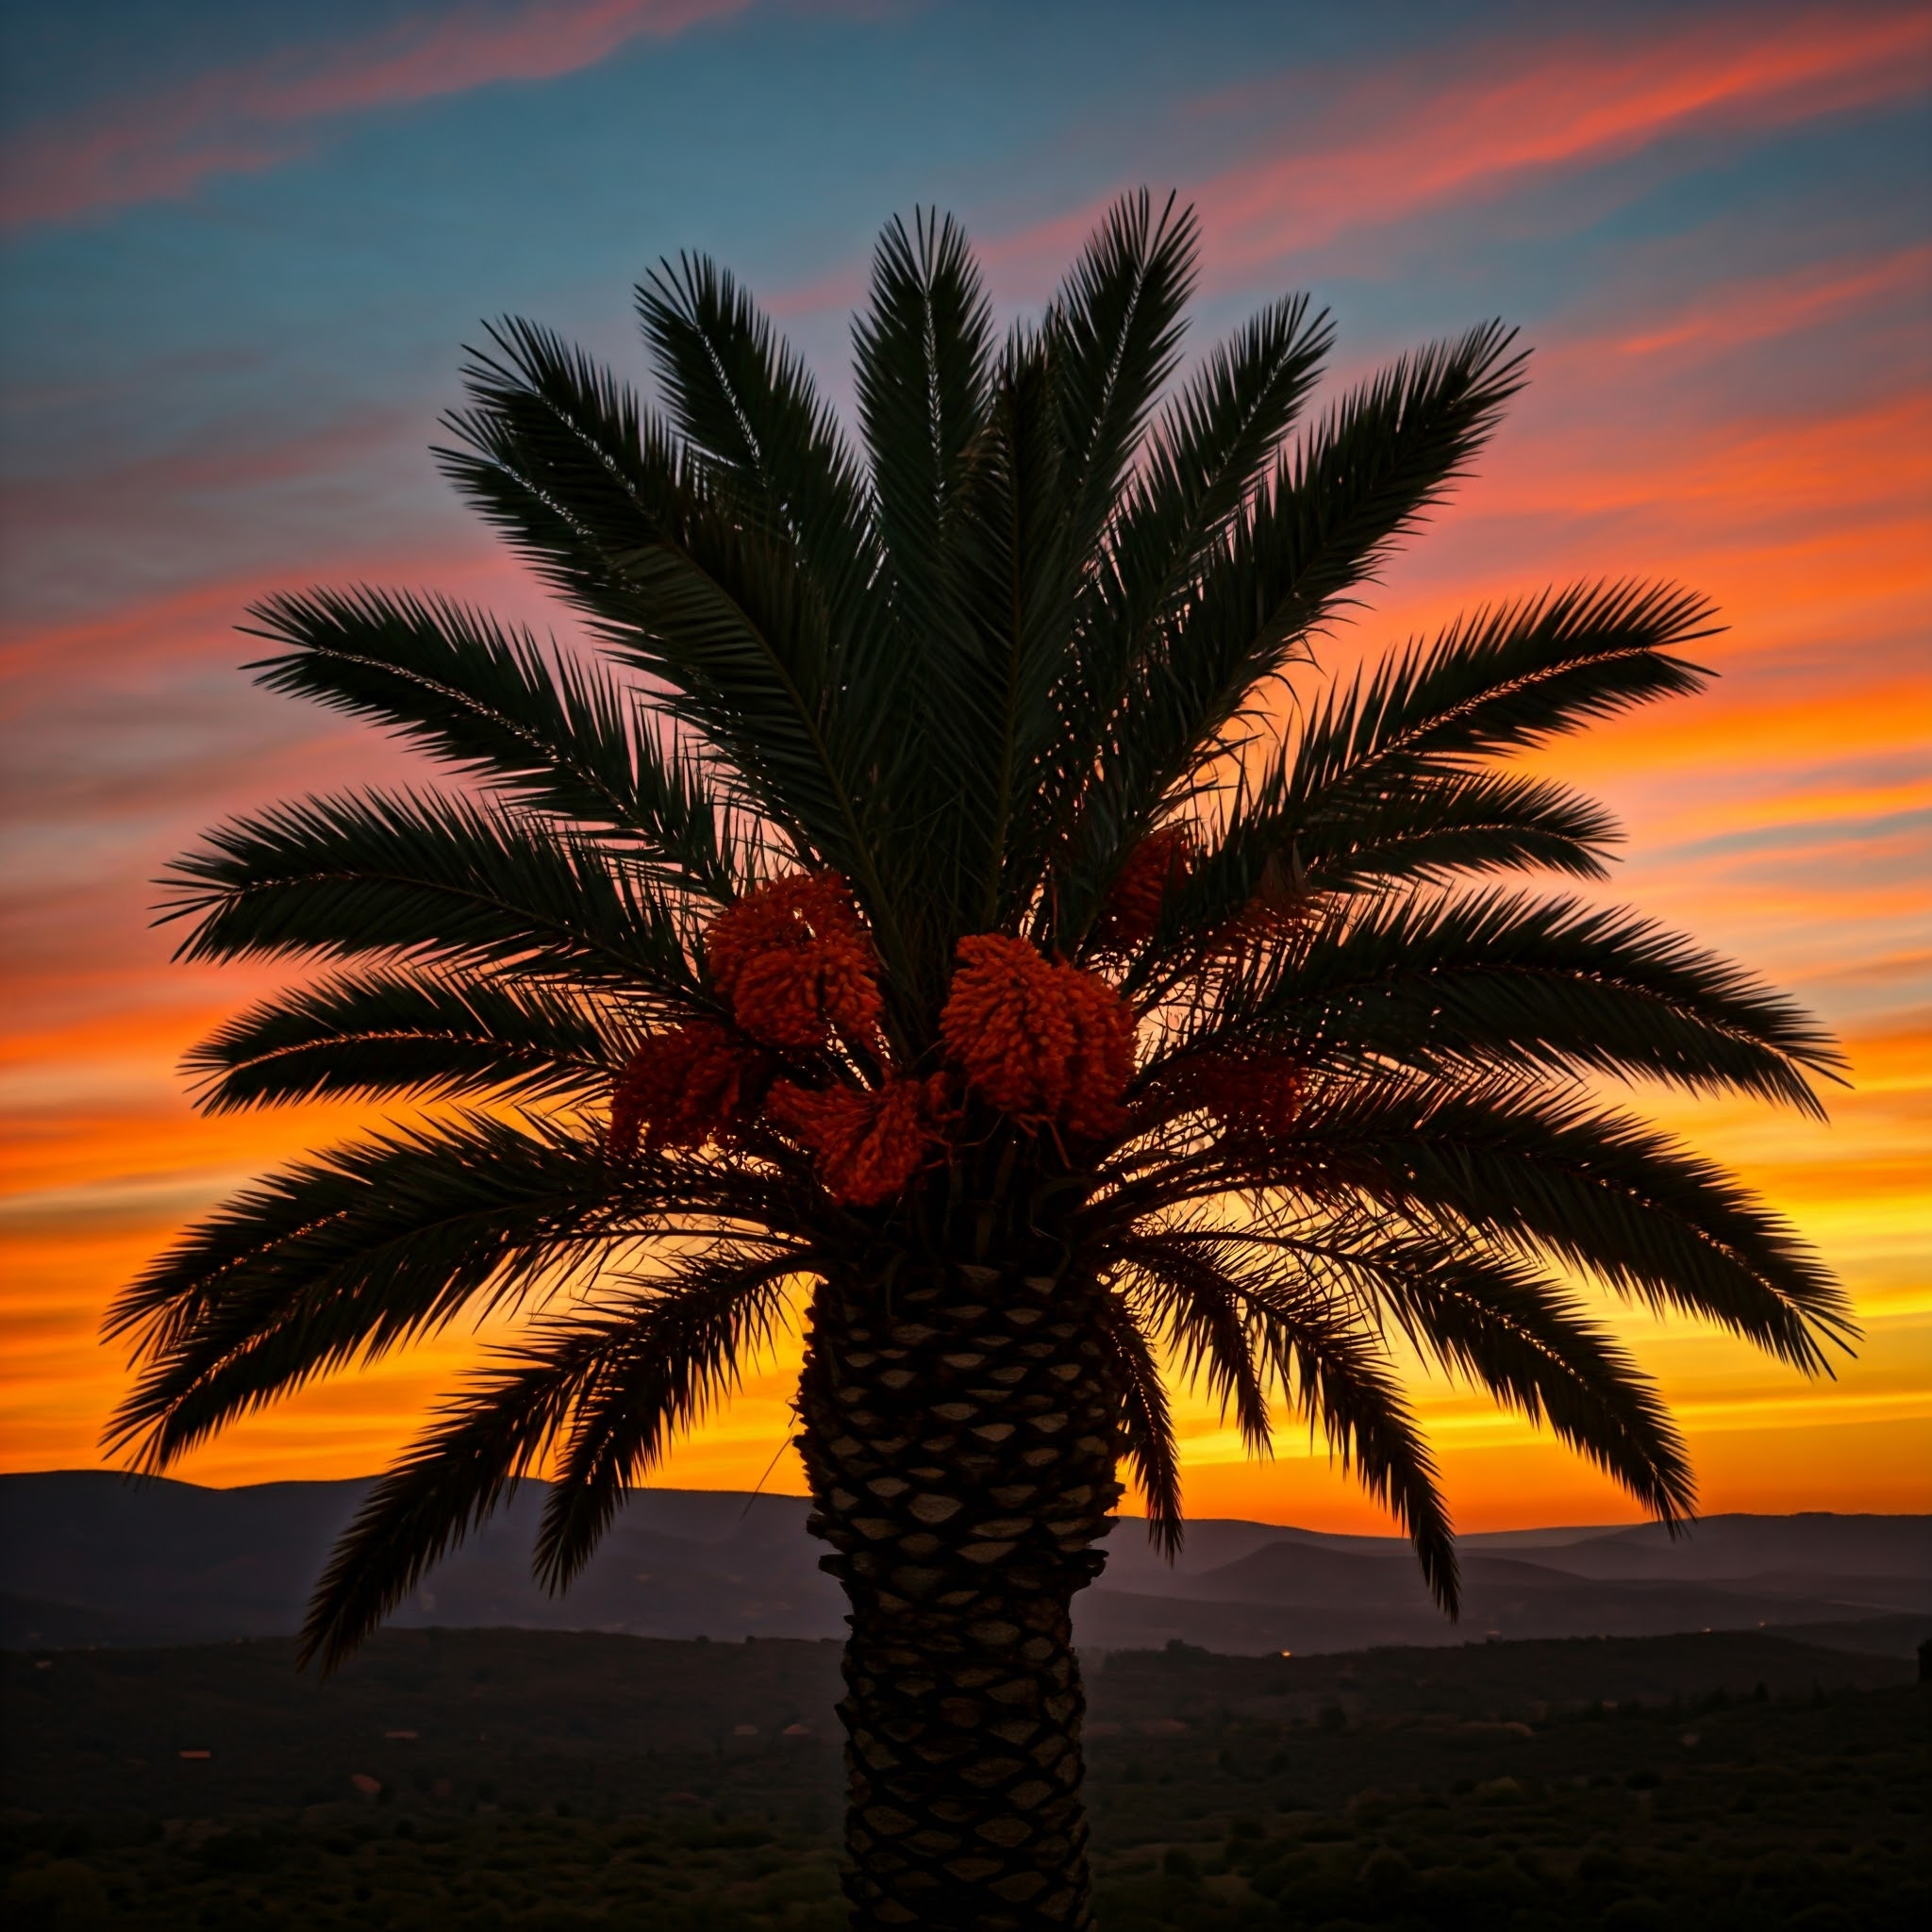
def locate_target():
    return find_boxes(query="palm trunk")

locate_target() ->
[798,1258,1124,1929]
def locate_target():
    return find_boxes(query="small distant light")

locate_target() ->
[178,1749,212,1761]
[1278,1650,1293,1658]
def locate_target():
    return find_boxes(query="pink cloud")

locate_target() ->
[0,0,757,229]
[948,5,1932,301]
[1195,6,1932,272]
[0,407,411,541]
[0,540,543,690]
[1602,243,1932,359]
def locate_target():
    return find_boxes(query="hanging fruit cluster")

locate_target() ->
[938,935,1135,1141]
[607,826,1298,1205]
[1088,824,1194,955]
[705,871,884,1051]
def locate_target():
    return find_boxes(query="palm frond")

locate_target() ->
[1122,1227,1458,1612]
[1370,1237,1695,1525]
[244,586,738,896]
[183,966,616,1113]
[298,1326,611,1672]
[1162,580,1714,953]
[941,325,1083,936]
[1096,291,1333,658]
[1118,1236,1273,1454]
[440,322,893,915]
[1298,580,1717,789]
[1093,1287,1184,1557]
[101,1113,633,1469]
[534,1243,805,1588]
[1259,1079,1856,1372]
[158,788,702,996]
[1033,291,1332,927]
[1295,767,1622,891]
[972,189,1201,930]
[1176,1221,1694,1525]
[637,253,874,614]
[1048,190,1199,565]
[1053,321,1526,944]
[1219,889,1842,1114]
[851,208,993,653]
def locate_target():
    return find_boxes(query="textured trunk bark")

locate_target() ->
[798,1257,1124,1930]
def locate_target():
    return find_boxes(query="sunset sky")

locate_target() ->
[1,0,1926,1533]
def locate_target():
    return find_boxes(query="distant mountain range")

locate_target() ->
[3,1471,1926,1656]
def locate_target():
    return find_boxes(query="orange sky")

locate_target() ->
[1,0,1926,1532]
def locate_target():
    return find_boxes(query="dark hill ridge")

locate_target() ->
[2,1470,1925,1655]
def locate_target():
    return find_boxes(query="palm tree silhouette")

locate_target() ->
[109,194,1850,1929]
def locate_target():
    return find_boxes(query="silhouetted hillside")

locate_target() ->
[3,1472,1925,1656]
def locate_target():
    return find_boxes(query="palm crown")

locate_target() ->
[109,193,1848,1926]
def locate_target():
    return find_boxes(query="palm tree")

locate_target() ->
[108,194,1850,1929]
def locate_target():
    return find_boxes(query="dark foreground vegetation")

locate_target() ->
[4,1625,1925,1928]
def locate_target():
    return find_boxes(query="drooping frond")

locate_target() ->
[1119,1232,1274,1455]
[183,966,617,1113]
[1365,1236,1696,1525]
[103,1113,631,1469]
[298,1244,808,1673]
[1201,1078,1857,1372]
[1168,1220,1695,1526]
[1120,1226,1459,1612]
[534,1242,805,1587]
[1092,1287,1184,1557]
[298,1327,612,1673]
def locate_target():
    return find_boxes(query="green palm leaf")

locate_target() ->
[103,1113,626,1467]
[1288,1079,1853,1369]
[159,787,701,995]
[1054,320,1527,944]
[534,1242,805,1588]
[1222,889,1842,1111]
[297,1328,611,1673]
[183,967,616,1112]
[244,585,737,895]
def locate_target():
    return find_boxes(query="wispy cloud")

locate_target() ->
[1601,243,1932,359]
[949,4,1932,298]
[0,0,757,229]
[1194,5,1932,270]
